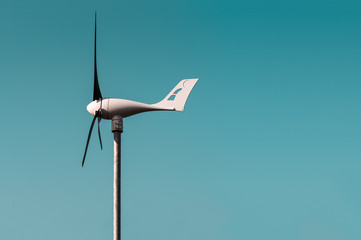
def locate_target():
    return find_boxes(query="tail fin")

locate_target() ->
[153,78,199,112]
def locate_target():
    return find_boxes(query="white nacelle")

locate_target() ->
[87,98,171,119]
[86,78,198,119]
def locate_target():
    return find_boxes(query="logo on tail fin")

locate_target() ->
[167,88,182,101]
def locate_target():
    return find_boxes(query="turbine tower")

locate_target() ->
[82,13,198,240]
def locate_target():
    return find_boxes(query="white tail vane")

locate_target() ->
[153,78,199,111]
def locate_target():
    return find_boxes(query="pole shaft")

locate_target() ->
[112,116,123,240]
[113,131,121,240]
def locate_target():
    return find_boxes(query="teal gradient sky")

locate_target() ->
[1,0,361,239]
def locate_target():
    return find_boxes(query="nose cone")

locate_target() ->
[86,101,98,116]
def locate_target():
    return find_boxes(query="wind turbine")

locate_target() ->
[82,13,198,240]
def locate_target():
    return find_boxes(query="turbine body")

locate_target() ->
[87,98,170,119]
[86,78,199,119]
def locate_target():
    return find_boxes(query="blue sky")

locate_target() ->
[1,0,361,239]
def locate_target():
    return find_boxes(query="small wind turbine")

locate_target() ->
[82,13,198,240]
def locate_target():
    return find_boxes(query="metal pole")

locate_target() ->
[112,116,123,240]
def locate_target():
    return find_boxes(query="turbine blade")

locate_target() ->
[97,117,103,150]
[93,12,103,101]
[82,113,98,167]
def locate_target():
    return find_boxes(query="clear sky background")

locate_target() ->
[1,0,361,239]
